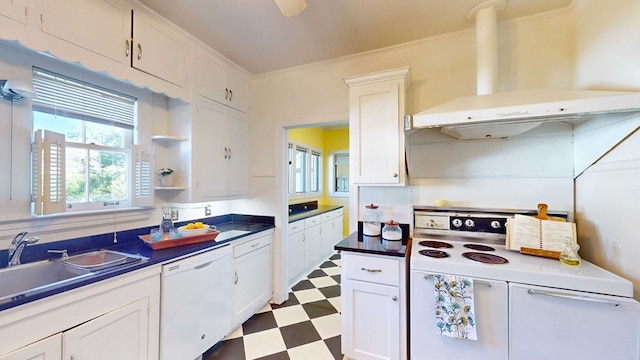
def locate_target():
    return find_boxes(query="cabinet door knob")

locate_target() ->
[225,88,229,99]
[392,296,398,301]
[137,43,142,60]
[393,173,398,177]
[229,89,233,101]
[228,147,231,159]
[125,39,130,57]
[234,271,238,284]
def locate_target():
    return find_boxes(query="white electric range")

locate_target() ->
[409,206,639,360]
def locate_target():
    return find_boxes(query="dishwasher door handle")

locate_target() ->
[194,260,214,270]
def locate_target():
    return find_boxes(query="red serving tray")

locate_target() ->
[139,229,220,250]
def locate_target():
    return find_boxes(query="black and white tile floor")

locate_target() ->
[204,253,343,360]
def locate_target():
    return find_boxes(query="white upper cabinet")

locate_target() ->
[38,1,186,89]
[131,9,186,87]
[188,99,249,201]
[198,53,250,113]
[0,0,27,25]
[41,0,131,65]
[345,67,411,185]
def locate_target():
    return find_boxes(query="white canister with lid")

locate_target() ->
[382,220,402,241]
[363,204,382,236]
[382,220,403,251]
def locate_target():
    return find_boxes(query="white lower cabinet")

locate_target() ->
[64,298,149,360]
[288,209,344,286]
[0,315,147,360]
[409,271,508,360]
[509,283,640,360]
[0,268,160,360]
[341,252,406,360]
[232,232,273,328]
[287,221,306,281]
[0,333,61,360]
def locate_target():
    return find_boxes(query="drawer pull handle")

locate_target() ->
[361,267,382,273]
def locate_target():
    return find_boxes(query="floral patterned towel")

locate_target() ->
[434,274,477,340]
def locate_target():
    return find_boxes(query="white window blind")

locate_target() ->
[31,67,136,129]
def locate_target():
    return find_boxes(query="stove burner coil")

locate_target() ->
[419,240,453,249]
[463,243,495,251]
[462,252,508,264]
[419,249,450,258]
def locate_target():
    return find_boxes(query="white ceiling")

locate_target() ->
[138,0,573,75]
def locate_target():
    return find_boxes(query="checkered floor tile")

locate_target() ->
[204,253,342,360]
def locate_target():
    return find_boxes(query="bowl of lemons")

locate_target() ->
[177,222,211,236]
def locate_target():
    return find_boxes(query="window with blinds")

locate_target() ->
[31,67,152,214]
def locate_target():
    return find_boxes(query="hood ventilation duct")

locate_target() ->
[407,0,640,140]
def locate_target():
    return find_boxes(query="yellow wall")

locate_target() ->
[287,127,350,237]
[323,128,349,237]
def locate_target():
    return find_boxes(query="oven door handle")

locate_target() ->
[423,274,492,288]
[527,289,620,306]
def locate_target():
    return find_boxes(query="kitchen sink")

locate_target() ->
[0,250,147,304]
[62,250,147,274]
[0,260,93,303]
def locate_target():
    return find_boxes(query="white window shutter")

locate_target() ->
[33,130,67,215]
[132,145,154,207]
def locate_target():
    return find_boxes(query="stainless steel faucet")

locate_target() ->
[8,231,40,266]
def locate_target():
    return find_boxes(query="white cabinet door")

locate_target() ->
[226,67,250,113]
[346,68,409,185]
[304,223,323,269]
[0,334,61,360]
[226,108,250,197]
[342,278,400,360]
[192,100,249,200]
[198,53,228,105]
[409,271,508,360]
[333,213,344,247]
[41,0,130,64]
[321,218,333,258]
[131,10,186,87]
[198,54,249,113]
[63,298,149,360]
[509,283,640,360]
[288,228,306,282]
[193,100,228,199]
[0,0,27,25]
[233,241,272,326]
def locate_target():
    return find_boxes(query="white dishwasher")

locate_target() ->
[160,244,233,360]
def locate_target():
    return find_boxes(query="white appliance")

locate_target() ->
[409,207,639,360]
[160,245,233,360]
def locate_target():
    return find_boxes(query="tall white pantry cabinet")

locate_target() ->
[344,67,411,233]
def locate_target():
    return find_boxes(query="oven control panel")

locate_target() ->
[414,214,450,230]
[414,212,510,235]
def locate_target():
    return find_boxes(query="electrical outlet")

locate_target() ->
[171,208,179,221]
[205,205,211,216]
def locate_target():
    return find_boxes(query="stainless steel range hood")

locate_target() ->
[406,1,640,140]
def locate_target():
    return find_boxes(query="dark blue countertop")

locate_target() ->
[0,214,275,312]
[335,232,408,258]
[288,205,343,223]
